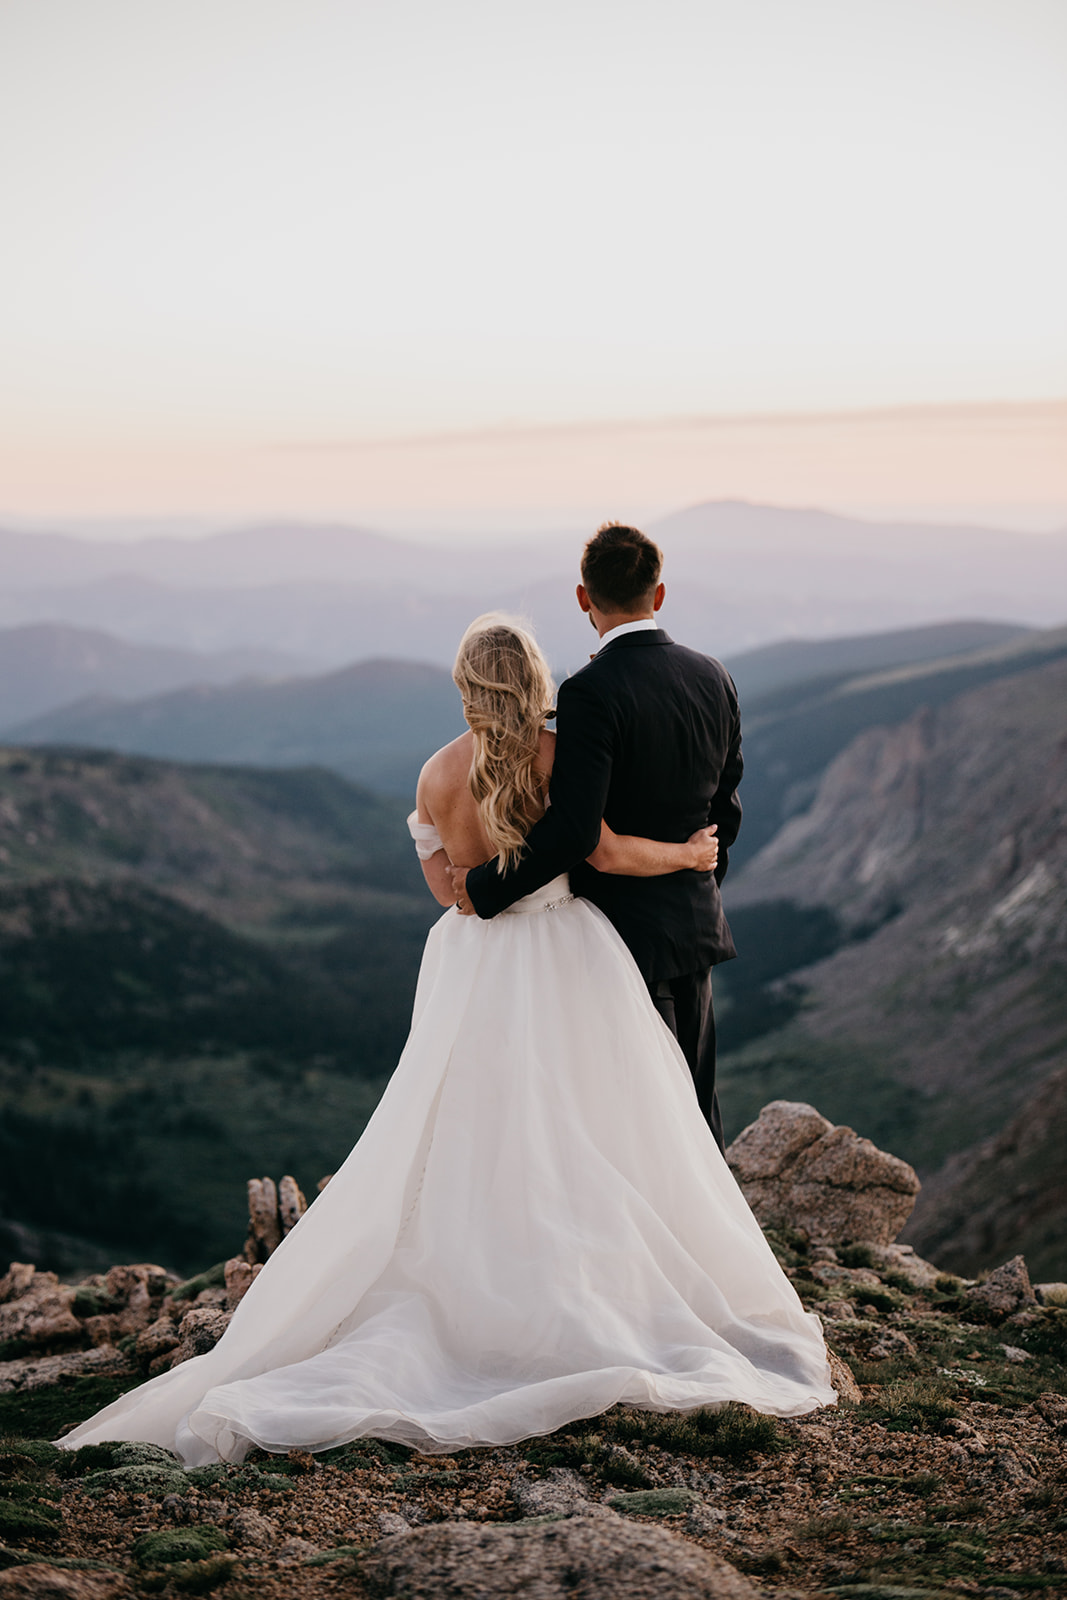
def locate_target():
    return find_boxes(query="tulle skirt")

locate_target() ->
[60,878,835,1464]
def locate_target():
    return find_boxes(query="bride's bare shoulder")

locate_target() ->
[418,732,474,805]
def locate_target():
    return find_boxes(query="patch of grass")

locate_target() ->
[132,1525,230,1568]
[840,1245,878,1270]
[140,1555,238,1594]
[521,1431,605,1473]
[70,1287,123,1318]
[797,1510,855,1538]
[927,1498,986,1522]
[0,1497,62,1542]
[736,1546,791,1575]
[852,1286,905,1314]
[882,1272,921,1295]
[761,1226,811,1270]
[902,1474,942,1498]
[606,1403,782,1463]
[1018,1309,1067,1364]
[304,1545,369,1568]
[858,1377,957,1433]
[518,1430,652,1488]
[0,1374,138,1441]
[317,1439,411,1471]
[169,1262,227,1302]
[0,1440,62,1471]
[0,1480,61,1505]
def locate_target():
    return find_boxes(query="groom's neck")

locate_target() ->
[592,608,656,638]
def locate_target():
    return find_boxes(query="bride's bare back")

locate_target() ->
[417,727,555,872]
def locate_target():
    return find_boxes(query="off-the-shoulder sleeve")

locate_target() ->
[407,810,445,860]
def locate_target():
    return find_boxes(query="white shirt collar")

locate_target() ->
[597,617,659,652]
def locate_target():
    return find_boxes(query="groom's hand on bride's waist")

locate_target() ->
[449,865,476,915]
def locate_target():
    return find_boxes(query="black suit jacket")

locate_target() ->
[465,629,742,981]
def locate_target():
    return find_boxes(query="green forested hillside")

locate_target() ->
[0,746,438,1272]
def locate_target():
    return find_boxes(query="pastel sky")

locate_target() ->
[2,0,1065,534]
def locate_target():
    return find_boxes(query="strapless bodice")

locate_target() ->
[500,873,574,915]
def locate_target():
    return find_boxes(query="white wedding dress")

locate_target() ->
[61,830,835,1465]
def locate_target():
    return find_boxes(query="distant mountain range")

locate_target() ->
[2,501,1065,671]
[8,622,1061,833]
[5,653,466,797]
[0,622,310,730]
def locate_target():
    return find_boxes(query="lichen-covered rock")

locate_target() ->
[109,1442,181,1469]
[0,1569,131,1599]
[81,1464,188,1498]
[0,1268,81,1353]
[0,1346,133,1397]
[509,1467,596,1519]
[726,1100,920,1246]
[358,1518,761,1599]
[229,1507,277,1548]
[131,1525,229,1567]
[102,1265,170,1338]
[965,1255,1037,1321]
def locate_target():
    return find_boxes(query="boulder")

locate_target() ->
[726,1100,920,1246]
[358,1518,761,1600]
[964,1255,1037,1321]
[827,1350,862,1404]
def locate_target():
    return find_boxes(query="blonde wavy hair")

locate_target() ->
[453,613,556,872]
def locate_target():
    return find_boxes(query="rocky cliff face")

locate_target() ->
[725,656,1067,1279]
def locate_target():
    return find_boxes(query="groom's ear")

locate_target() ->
[652,582,665,613]
[576,584,593,614]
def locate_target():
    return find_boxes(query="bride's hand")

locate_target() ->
[686,825,718,873]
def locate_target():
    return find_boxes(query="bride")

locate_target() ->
[61,614,835,1465]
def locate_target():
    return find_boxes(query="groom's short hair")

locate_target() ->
[581,524,663,613]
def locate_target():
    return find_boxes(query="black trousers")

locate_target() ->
[647,968,724,1154]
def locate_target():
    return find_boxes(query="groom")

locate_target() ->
[452,523,743,1152]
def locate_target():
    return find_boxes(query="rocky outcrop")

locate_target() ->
[244,1176,307,1265]
[0,1269,81,1354]
[726,1100,920,1246]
